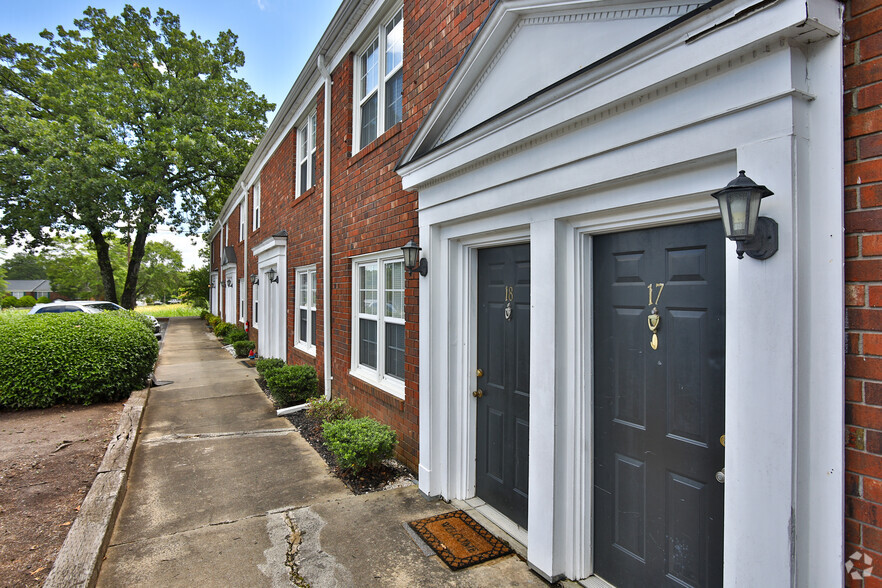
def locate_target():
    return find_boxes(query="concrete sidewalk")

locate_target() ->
[96,317,552,587]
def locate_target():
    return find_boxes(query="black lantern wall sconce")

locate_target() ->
[249,274,259,285]
[711,170,778,260]
[401,238,428,277]
[266,268,279,283]
[226,278,232,287]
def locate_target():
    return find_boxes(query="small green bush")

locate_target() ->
[322,417,397,472]
[0,312,159,409]
[16,295,37,308]
[200,310,210,320]
[214,321,234,338]
[207,314,221,327]
[1,296,17,309]
[36,296,51,304]
[307,397,353,423]
[255,357,285,378]
[266,364,318,407]
[233,340,255,357]
[225,328,248,343]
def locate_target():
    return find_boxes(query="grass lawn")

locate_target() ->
[135,303,203,318]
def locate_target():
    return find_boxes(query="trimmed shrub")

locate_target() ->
[36,296,51,304]
[214,321,234,338]
[199,310,210,320]
[225,328,248,344]
[233,340,255,357]
[16,295,36,308]
[207,314,221,327]
[255,357,285,378]
[322,417,397,472]
[1,296,17,309]
[266,364,318,407]
[307,397,353,423]
[0,312,159,409]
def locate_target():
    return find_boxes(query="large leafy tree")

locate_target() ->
[1,252,47,280]
[0,6,272,307]
[135,239,183,302]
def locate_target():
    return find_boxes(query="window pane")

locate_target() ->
[385,322,405,380]
[361,40,378,96]
[360,94,378,149]
[310,151,316,187]
[310,113,317,149]
[360,318,377,369]
[385,69,403,128]
[299,273,308,307]
[300,160,308,194]
[385,261,404,319]
[300,309,307,343]
[311,310,316,346]
[359,263,378,315]
[310,271,317,308]
[385,10,403,76]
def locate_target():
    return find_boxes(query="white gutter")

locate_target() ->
[240,181,248,328]
[318,53,333,400]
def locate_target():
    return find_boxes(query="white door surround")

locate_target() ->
[222,265,237,324]
[397,0,844,584]
[253,235,287,360]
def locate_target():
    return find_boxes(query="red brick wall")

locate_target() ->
[322,0,492,471]
[845,0,882,583]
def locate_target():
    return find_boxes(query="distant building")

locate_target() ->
[5,279,54,299]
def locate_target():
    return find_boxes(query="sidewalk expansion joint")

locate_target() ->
[143,428,295,445]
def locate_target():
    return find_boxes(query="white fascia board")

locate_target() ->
[398,0,839,190]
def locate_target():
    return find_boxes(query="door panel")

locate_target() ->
[593,221,725,588]
[476,244,531,529]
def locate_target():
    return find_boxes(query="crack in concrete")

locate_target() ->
[142,428,295,445]
[286,507,353,588]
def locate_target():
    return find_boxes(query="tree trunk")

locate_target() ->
[120,228,149,309]
[89,227,119,304]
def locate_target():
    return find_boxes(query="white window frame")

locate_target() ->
[294,266,317,355]
[252,282,259,329]
[252,180,261,231]
[297,109,318,197]
[353,5,404,152]
[239,278,246,323]
[239,201,246,241]
[350,249,406,398]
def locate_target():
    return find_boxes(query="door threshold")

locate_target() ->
[452,497,528,557]
[578,576,615,588]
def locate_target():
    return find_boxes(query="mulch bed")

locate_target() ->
[254,376,413,495]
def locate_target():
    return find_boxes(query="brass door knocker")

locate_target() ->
[648,307,660,350]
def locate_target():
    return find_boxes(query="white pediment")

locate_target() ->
[402,0,702,162]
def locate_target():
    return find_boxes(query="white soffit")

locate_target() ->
[436,0,701,143]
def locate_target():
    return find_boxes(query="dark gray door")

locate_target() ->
[593,221,725,588]
[476,244,530,529]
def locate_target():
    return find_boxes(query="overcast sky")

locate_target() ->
[3,0,341,267]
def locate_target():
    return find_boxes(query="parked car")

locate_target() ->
[29,300,161,337]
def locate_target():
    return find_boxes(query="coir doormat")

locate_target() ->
[408,510,513,570]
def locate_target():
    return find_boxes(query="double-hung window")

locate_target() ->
[252,180,261,231]
[297,110,317,196]
[351,251,405,397]
[239,278,246,322]
[354,7,403,151]
[239,201,246,241]
[295,266,317,353]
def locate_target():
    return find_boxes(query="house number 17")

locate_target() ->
[647,282,665,305]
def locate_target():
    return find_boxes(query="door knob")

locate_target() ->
[715,468,725,484]
[472,389,484,398]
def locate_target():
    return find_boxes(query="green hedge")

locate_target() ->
[17,295,36,308]
[322,417,397,472]
[307,397,353,423]
[255,357,285,378]
[233,340,254,357]
[266,364,318,407]
[1,296,17,309]
[214,321,234,338]
[225,327,248,343]
[0,312,159,409]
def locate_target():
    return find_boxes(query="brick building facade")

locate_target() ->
[845,0,882,584]
[206,0,875,582]
[209,0,491,471]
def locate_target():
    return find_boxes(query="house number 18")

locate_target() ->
[505,286,514,301]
